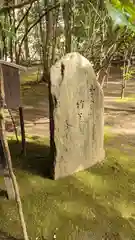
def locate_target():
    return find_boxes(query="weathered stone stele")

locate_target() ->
[50,52,105,179]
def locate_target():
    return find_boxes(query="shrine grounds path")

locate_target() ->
[0,66,135,239]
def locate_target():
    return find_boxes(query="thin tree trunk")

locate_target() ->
[8,9,13,61]
[24,8,30,62]
[62,0,72,53]
[121,51,129,98]
[44,0,53,72]
[13,1,19,63]
[99,0,105,68]
[3,0,9,60]
[0,23,4,59]
[51,0,59,65]
[37,0,46,78]
[97,67,108,88]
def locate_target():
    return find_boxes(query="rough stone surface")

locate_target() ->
[50,52,105,179]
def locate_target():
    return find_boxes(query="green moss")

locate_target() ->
[0,133,135,239]
[104,126,116,144]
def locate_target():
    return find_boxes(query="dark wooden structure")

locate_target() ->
[0,60,26,199]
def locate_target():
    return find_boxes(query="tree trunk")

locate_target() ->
[13,1,19,63]
[8,9,13,61]
[2,16,8,60]
[62,0,72,54]
[51,0,59,65]
[0,23,4,59]
[37,0,46,79]
[99,0,105,68]
[23,8,30,62]
[121,50,130,99]
[97,67,108,88]
[44,0,53,73]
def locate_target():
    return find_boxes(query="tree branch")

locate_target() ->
[18,3,60,61]
[0,0,37,14]
[102,34,132,70]
[15,2,34,33]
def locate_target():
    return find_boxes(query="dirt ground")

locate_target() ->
[104,68,135,140]
[5,66,135,145]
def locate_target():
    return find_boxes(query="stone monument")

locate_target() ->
[50,52,105,179]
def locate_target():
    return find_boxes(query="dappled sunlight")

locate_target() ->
[116,97,135,102]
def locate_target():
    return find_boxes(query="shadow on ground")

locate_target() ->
[0,231,22,240]
[8,139,52,178]
[0,190,8,198]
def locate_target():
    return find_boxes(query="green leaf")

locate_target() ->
[106,1,135,31]
[110,0,135,22]
[106,2,130,25]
